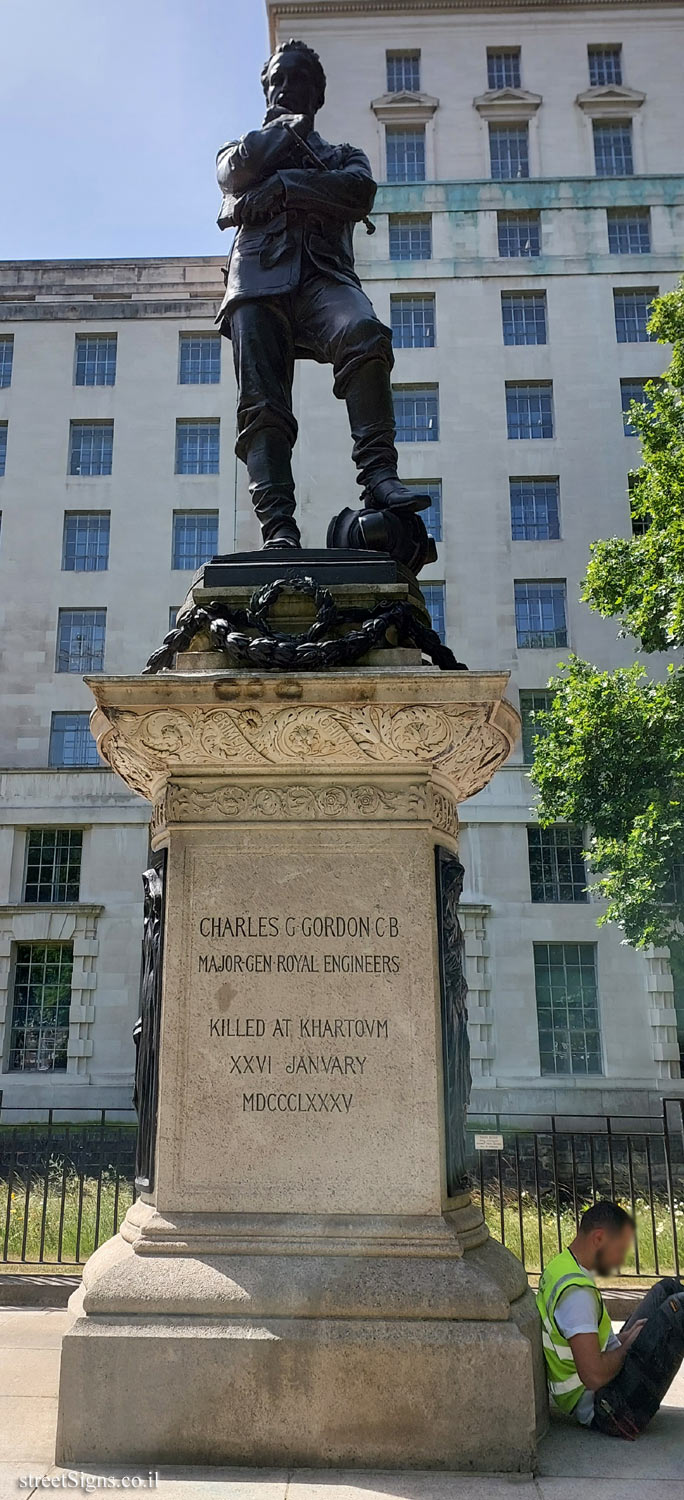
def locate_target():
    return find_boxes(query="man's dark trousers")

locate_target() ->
[592,1277,684,1437]
[228,265,395,542]
[230,271,392,454]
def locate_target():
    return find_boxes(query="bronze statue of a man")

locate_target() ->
[215,38,429,550]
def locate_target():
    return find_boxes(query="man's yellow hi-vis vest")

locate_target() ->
[536,1247,613,1413]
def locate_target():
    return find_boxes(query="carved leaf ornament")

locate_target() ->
[99,701,507,805]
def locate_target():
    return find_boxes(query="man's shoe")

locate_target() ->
[364,477,432,514]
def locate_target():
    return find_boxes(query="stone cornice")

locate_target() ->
[371,91,440,124]
[269,0,683,43]
[473,87,542,122]
[0,256,226,323]
[0,298,221,324]
[575,84,646,118]
[0,903,104,917]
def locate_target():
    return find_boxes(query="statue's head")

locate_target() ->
[261,38,327,120]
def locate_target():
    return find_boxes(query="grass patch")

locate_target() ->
[481,1191,684,1276]
[0,1170,134,1266]
[0,1169,681,1276]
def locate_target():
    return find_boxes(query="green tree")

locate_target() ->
[530,282,684,948]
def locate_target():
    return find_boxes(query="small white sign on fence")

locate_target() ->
[473,1132,504,1151]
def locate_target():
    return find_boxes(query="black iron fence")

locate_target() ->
[467,1101,684,1279]
[0,1106,136,1266]
[0,1100,682,1275]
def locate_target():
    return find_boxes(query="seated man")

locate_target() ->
[537,1200,684,1438]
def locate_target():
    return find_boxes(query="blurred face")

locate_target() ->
[594,1225,635,1276]
[265,51,319,118]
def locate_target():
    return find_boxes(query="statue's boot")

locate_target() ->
[345,360,432,514]
[246,429,302,549]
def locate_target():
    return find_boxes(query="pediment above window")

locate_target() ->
[473,87,542,122]
[371,92,439,125]
[576,84,646,118]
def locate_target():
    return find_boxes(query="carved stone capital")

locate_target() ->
[429,782,460,842]
[87,671,520,813]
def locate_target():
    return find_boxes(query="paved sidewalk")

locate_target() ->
[0,1308,682,1500]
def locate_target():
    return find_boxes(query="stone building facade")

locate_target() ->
[0,0,683,1116]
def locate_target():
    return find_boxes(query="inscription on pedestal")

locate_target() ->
[160,844,440,1214]
[198,910,399,1116]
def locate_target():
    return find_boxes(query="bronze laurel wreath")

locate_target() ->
[143,574,466,675]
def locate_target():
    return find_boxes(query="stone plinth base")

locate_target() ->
[56,1202,546,1471]
[57,657,546,1470]
[57,1314,535,1470]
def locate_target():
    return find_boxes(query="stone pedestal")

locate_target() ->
[56,559,546,1470]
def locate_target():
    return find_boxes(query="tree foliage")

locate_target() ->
[583,287,684,654]
[531,282,684,947]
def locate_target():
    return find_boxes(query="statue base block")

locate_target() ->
[56,659,547,1469]
[57,1203,545,1470]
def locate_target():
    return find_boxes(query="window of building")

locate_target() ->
[49,713,100,767]
[614,289,656,344]
[501,291,547,346]
[393,386,439,442]
[0,335,13,388]
[487,48,521,89]
[8,942,74,1072]
[68,421,113,476]
[56,609,106,674]
[410,479,442,540]
[24,829,82,904]
[169,607,179,629]
[172,510,219,569]
[386,51,420,92]
[390,294,436,349]
[515,579,567,648]
[0,423,6,477]
[664,854,684,905]
[588,44,622,86]
[607,208,651,254]
[497,212,540,258]
[519,689,554,763]
[668,944,684,1070]
[389,214,432,261]
[62,511,110,572]
[621,377,657,434]
[593,120,633,176]
[422,583,446,642]
[628,474,650,534]
[175,419,220,474]
[510,477,560,540]
[74,334,117,387]
[506,383,554,440]
[489,123,529,181]
[535,941,602,1076]
[535,941,602,1075]
[396,482,442,538]
[528,824,588,902]
[179,333,221,385]
[386,127,426,183]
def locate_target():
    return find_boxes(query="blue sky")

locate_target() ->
[2,0,269,260]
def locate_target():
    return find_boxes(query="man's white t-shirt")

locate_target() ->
[554,1282,621,1425]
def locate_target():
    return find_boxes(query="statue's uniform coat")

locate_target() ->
[215,124,376,317]
[214,123,394,472]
